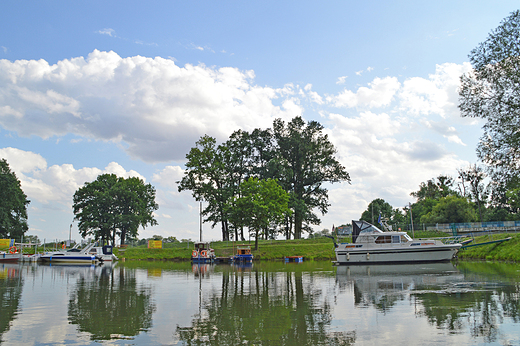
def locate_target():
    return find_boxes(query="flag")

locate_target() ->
[332,224,335,236]
[377,212,381,225]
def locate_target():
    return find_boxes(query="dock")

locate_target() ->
[285,256,303,263]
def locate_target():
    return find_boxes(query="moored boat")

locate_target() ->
[332,220,461,265]
[39,242,100,263]
[0,251,22,263]
[191,242,215,263]
[233,245,253,263]
[0,242,21,262]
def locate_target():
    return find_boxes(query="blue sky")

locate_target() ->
[0,1,517,243]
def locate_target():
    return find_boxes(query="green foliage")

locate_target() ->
[233,178,291,250]
[177,135,234,240]
[178,117,350,242]
[272,116,351,239]
[0,159,30,239]
[410,198,438,224]
[410,175,458,201]
[360,198,393,224]
[73,174,158,245]
[459,10,520,200]
[420,196,478,224]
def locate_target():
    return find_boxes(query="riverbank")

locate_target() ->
[113,233,520,262]
[456,233,520,262]
[115,238,336,261]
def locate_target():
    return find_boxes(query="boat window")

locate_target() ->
[401,234,412,242]
[375,235,392,244]
[360,225,383,234]
[392,235,400,244]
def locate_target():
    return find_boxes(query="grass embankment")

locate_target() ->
[115,237,337,261]
[457,233,520,262]
[111,231,520,262]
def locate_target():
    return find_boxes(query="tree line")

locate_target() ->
[177,116,350,242]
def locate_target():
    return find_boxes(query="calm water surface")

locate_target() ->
[1,260,520,345]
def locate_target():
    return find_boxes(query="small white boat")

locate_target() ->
[332,220,461,265]
[0,251,22,262]
[39,242,100,263]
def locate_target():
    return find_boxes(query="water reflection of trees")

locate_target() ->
[416,282,520,343]
[177,268,355,345]
[0,264,23,342]
[68,265,155,340]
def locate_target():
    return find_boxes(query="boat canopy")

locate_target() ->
[352,220,384,243]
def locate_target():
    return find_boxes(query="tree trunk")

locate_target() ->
[120,228,126,246]
[294,211,303,239]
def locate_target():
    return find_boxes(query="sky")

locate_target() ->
[0,1,517,243]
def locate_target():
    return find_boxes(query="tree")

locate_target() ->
[73,174,119,244]
[73,174,158,245]
[360,198,393,224]
[410,175,457,201]
[273,116,350,239]
[457,164,488,222]
[459,11,520,194]
[420,196,478,224]
[177,135,234,241]
[114,177,158,245]
[0,159,30,239]
[233,178,291,250]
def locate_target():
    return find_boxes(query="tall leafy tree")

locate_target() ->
[273,116,350,239]
[459,10,520,196]
[73,174,158,245]
[114,177,158,245]
[0,159,30,239]
[177,135,233,240]
[73,174,119,243]
[233,178,291,250]
[457,164,488,222]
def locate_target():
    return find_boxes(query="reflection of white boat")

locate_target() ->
[87,245,118,261]
[333,221,461,264]
[335,263,464,308]
[40,243,100,263]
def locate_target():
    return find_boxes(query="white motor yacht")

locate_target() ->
[332,220,461,265]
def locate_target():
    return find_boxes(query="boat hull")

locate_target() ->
[191,256,214,263]
[335,244,460,264]
[0,253,22,262]
[233,254,253,263]
[39,254,99,263]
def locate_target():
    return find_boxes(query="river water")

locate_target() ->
[1,260,519,345]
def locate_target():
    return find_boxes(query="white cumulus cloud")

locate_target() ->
[0,50,299,163]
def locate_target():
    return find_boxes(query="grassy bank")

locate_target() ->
[457,233,520,262]
[115,237,337,261]
[109,232,520,263]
